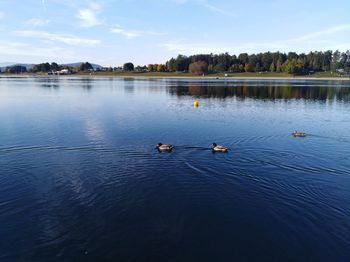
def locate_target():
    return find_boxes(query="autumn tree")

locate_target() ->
[152,64,158,72]
[244,63,253,72]
[157,64,165,72]
[189,61,208,75]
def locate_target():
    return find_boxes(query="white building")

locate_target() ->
[58,69,70,75]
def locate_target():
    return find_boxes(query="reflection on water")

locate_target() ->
[168,80,350,101]
[123,78,135,94]
[36,78,60,89]
[0,76,350,261]
[17,76,350,101]
[81,78,93,90]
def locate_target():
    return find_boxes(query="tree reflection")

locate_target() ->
[168,81,350,102]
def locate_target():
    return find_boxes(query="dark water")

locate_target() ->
[1,76,350,262]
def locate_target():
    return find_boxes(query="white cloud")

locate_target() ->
[111,25,166,39]
[13,30,100,46]
[77,2,102,27]
[25,18,51,27]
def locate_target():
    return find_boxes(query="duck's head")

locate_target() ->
[156,143,163,148]
[212,143,217,148]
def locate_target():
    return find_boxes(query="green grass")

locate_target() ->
[79,71,197,77]
[76,71,293,78]
[310,71,349,78]
[76,71,348,78]
[224,72,292,78]
[4,71,349,79]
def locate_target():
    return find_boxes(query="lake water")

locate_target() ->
[0,76,350,261]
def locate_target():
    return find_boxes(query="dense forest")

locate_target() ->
[160,50,350,75]
[2,50,350,75]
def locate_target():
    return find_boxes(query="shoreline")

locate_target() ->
[1,73,350,81]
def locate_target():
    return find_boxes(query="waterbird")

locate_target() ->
[292,131,306,137]
[211,143,228,153]
[156,143,173,152]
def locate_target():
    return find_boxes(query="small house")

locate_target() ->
[58,69,70,75]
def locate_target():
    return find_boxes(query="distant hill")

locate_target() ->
[60,62,103,70]
[0,63,35,72]
[0,62,103,72]
[0,62,18,67]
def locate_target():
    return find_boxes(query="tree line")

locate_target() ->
[2,50,350,75]
[1,62,94,74]
[163,50,350,75]
[28,62,94,73]
[1,62,143,74]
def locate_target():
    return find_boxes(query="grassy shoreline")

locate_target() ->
[2,71,350,81]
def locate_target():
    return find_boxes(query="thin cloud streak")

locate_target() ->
[160,24,350,55]
[42,0,46,10]
[171,0,234,17]
[25,18,51,27]
[111,25,167,39]
[288,24,350,42]
[159,41,282,55]
[13,30,101,46]
[0,40,74,59]
[201,1,234,17]
[171,0,188,3]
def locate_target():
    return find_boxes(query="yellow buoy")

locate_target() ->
[193,100,199,107]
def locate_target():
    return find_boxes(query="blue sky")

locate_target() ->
[0,0,349,66]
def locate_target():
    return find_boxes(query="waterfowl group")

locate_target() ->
[157,131,306,153]
[156,142,229,153]
[292,131,306,137]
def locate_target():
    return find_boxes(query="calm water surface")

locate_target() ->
[0,76,350,261]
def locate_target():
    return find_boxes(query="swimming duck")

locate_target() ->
[211,143,228,152]
[292,131,306,137]
[156,143,173,151]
